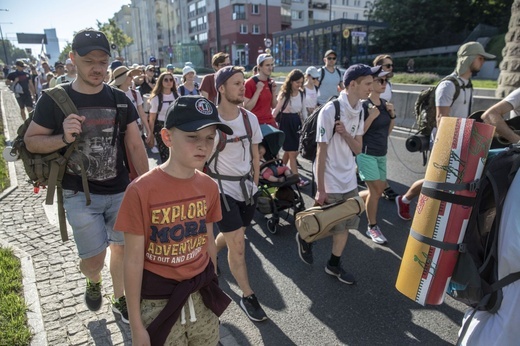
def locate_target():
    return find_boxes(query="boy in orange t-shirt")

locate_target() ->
[115,95,232,345]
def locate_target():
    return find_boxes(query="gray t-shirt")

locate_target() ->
[317,67,341,105]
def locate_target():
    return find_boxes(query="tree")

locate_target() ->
[59,42,72,63]
[97,19,133,58]
[0,39,34,65]
[368,0,513,52]
[496,0,520,97]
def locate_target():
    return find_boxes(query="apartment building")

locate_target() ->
[115,0,374,68]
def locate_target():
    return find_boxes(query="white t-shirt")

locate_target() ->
[304,86,318,110]
[125,88,143,109]
[435,75,472,118]
[281,92,308,120]
[314,91,364,193]
[208,108,263,202]
[460,170,520,345]
[504,87,520,118]
[149,93,176,122]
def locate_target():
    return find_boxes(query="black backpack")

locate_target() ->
[319,66,342,85]
[445,144,520,342]
[298,97,340,162]
[414,75,466,136]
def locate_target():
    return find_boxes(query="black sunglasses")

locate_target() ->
[327,56,337,60]
[383,64,393,68]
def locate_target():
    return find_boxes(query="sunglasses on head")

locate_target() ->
[327,56,337,60]
[383,64,393,68]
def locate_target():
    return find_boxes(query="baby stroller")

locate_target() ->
[257,124,306,234]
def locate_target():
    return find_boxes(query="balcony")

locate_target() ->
[309,1,328,9]
[232,12,246,20]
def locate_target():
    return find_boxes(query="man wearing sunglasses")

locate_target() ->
[317,50,344,106]
[24,28,149,324]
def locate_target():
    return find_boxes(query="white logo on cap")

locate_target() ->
[195,99,213,115]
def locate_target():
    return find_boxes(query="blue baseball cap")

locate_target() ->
[343,64,381,85]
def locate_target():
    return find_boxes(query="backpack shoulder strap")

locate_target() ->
[239,106,253,140]
[441,75,462,106]
[336,67,342,82]
[130,88,138,103]
[157,93,164,114]
[319,67,325,84]
[44,85,79,116]
[179,85,185,96]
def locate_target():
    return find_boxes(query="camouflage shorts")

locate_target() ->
[141,291,219,346]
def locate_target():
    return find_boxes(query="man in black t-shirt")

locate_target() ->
[6,60,36,120]
[24,29,149,324]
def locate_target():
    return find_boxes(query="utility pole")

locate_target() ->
[166,0,172,64]
[0,10,10,66]
[215,0,221,52]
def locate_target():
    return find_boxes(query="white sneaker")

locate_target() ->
[151,146,159,154]
[366,225,387,244]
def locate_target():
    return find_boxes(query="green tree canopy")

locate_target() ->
[97,19,133,58]
[369,0,513,52]
[59,42,72,63]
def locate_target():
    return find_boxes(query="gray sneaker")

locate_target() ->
[325,263,356,284]
[111,295,129,324]
[84,278,102,311]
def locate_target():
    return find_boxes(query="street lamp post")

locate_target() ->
[215,0,221,52]
[265,0,269,41]
[165,0,172,64]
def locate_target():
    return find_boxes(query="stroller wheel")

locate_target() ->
[266,219,278,234]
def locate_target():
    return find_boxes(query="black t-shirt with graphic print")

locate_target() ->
[32,83,139,194]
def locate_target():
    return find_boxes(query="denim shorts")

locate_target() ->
[63,190,125,259]
[356,153,387,182]
[326,189,360,233]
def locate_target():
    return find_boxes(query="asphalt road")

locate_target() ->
[209,132,468,346]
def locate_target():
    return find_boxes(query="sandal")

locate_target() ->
[298,178,310,187]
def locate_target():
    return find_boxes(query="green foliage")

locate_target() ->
[486,34,506,62]
[0,117,9,192]
[0,247,32,346]
[0,40,34,66]
[369,0,513,52]
[59,42,72,63]
[390,73,497,89]
[97,19,133,58]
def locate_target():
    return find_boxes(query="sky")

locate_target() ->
[1,0,131,52]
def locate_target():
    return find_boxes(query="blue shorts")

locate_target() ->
[356,153,387,182]
[63,190,125,259]
[217,194,258,232]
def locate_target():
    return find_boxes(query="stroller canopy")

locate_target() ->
[260,124,285,160]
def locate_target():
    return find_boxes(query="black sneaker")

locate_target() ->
[240,294,268,322]
[111,295,129,324]
[382,187,398,201]
[84,278,102,311]
[295,233,313,265]
[325,263,356,285]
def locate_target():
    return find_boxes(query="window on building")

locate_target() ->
[343,12,348,18]
[291,10,303,20]
[354,0,360,6]
[354,12,359,19]
[233,4,246,20]
[188,3,196,18]
[240,24,248,34]
[252,24,260,34]
[252,4,259,14]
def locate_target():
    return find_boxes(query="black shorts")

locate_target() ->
[16,94,34,109]
[217,194,258,232]
[279,112,302,152]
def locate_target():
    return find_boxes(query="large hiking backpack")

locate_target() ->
[205,107,254,211]
[415,76,463,136]
[446,144,520,342]
[298,97,340,161]
[10,84,130,242]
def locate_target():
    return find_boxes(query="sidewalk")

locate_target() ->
[0,86,238,346]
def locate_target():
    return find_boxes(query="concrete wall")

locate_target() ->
[391,90,501,130]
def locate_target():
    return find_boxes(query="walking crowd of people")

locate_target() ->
[4,27,519,345]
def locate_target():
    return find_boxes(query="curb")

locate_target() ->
[0,92,18,201]
[0,238,48,346]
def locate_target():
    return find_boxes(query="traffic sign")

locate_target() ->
[343,29,350,39]
[351,31,366,38]
[264,38,272,48]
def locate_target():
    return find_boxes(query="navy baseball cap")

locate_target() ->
[343,64,381,85]
[164,95,233,134]
[72,29,111,57]
[215,65,245,90]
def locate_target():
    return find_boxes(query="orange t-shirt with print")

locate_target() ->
[115,167,222,281]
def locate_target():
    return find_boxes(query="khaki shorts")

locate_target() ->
[141,291,219,346]
[326,189,360,234]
